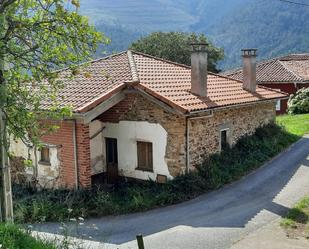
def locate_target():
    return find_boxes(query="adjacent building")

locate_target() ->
[223,53,309,114]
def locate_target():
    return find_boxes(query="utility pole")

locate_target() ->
[0,10,14,223]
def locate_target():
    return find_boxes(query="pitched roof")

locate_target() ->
[44,51,287,114]
[223,53,309,83]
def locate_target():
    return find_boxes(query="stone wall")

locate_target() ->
[188,101,276,168]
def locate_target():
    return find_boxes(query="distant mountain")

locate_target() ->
[195,0,309,69]
[80,0,309,70]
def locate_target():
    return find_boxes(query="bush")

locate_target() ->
[13,124,299,224]
[0,223,56,249]
[280,196,309,236]
[288,88,309,114]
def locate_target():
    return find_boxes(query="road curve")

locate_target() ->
[34,136,309,249]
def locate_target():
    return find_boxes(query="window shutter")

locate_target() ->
[137,141,153,171]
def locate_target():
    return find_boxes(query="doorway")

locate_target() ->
[105,137,118,184]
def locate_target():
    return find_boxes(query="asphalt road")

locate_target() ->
[34,136,309,249]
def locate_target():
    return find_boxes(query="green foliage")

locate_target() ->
[280,218,297,228]
[0,0,107,148]
[281,196,309,235]
[288,88,309,115]
[130,32,224,72]
[13,124,299,224]
[0,223,56,249]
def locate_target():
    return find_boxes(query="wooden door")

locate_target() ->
[105,138,118,184]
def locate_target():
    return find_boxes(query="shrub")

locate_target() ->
[288,88,309,114]
[13,124,299,224]
[0,223,56,249]
[280,218,297,228]
[280,196,309,237]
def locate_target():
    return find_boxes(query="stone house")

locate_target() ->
[10,46,287,189]
[223,53,309,114]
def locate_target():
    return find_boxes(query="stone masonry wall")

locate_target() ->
[99,93,187,176]
[188,101,276,168]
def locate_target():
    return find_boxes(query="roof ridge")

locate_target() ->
[278,60,303,81]
[127,50,140,82]
[130,50,191,70]
[278,53,309,61]
[222,57,279,76]
[208,71,243,83]
[129,50,237,82]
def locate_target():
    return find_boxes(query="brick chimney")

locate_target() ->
[190,43,208,97]
[242,49,257,92]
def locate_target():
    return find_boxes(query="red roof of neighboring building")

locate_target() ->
[223,53,309,83]
[45,51,287,114]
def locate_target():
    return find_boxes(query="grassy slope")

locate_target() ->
[0,223,56,249]
[277,114,309,136]
[278,114,309,240]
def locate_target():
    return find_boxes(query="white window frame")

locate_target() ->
[274,88,281,111]
[276,99,281,111]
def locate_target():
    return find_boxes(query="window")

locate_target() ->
[220,129,230,151]
[276,100,281,111]
[136,141,153,171]
[40,146,50,165]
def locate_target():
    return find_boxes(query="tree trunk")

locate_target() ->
[0,109,13,222]
[0,10,14,221]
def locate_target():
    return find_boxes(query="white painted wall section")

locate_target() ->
[102,121,172,181]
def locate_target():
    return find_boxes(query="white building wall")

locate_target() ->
[101,121,172,181]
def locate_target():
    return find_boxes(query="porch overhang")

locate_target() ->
[73,91,126,124]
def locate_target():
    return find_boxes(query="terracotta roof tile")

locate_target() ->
[43,50,287,114]
[223,53,309,83]
[132,52,286,112]
[41,52,132,112]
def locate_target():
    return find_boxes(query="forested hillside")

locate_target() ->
[196,0,309,68]
[80,0,309,69]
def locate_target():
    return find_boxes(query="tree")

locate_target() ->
[0,0,107,222]
[130,32,224,73]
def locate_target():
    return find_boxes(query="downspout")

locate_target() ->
[71,119,79,190]
[186,117,190,174]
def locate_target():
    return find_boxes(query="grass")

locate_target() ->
[0,223,56,249]
[12,123,300,224]
[276,113,309,136]
[281,196,309,239]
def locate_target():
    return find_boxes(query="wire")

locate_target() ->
[278,0,309,7]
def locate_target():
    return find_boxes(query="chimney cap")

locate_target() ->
[241,49,258,57]
[190,42,208,52]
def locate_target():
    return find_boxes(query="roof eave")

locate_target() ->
[186,96,288,116]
